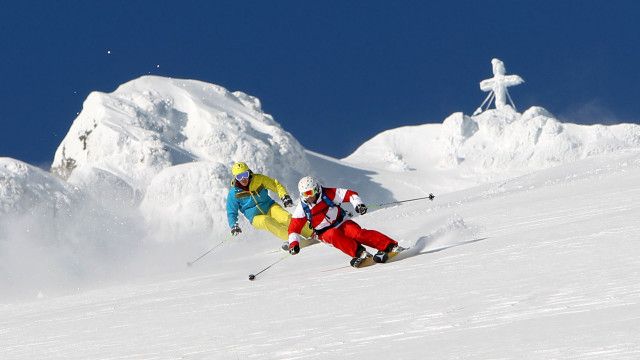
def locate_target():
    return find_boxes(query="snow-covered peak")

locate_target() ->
[51,76,310,193]
[49,76,314,242]
[442,106,640,171]
[346,106,640,176]
[0,157,76,216]
[341,105,640,201]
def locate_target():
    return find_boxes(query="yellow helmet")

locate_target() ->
[231,162,250,176]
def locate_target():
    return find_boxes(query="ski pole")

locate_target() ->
[187,241,225,267]
[371,193,435,209]
[248,254,289,281]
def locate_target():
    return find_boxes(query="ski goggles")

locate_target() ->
[235,171,250,181]
[301,188,318,198]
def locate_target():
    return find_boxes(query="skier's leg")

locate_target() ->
[268,204,291,226]
[319,226,360,257]
[252,214,289,241]
[268,204,314,238]
[300,223,314,239]
[341,220,397,251]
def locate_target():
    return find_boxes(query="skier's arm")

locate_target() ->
[226,189,240,228]
[332,188,363,207]
[287,204,308,245]
[330,187,365,214]
[254,174,289,199]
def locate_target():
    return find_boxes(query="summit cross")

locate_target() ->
[474,58,524,115]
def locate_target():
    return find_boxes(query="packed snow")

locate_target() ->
[1,73,640,359]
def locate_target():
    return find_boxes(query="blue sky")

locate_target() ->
[1,1,639,167]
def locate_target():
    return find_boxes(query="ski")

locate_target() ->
[386,249,405,261]
[353,255,377,268]
[320,247,411,272]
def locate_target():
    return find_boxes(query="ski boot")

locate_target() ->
[350,246,374,268]
[373,243,406,263]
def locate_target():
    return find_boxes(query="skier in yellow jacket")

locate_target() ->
[226,162,313,243]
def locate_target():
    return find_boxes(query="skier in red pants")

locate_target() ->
[287,176,403,267]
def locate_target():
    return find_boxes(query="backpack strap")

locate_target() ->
[320,192,345,218]
[301,201,312,223]
[302,188,347,231]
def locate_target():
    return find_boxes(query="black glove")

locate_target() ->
[282,194,293,208]
[289,241,300,255]
[230,224,242,236]
[428,193,435,201]
[355,204,367,215]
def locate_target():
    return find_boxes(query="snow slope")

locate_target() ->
[0,76,400,298]
[0,158,144,298]
[2,149,639,359]
[4,75,640,296]
[2,74,640,358]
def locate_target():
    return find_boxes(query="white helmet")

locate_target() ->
[298,176,320,198]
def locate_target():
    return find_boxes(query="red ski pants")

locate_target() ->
[319,220,397,258]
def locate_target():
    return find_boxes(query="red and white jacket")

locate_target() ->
[287,187,363,244]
